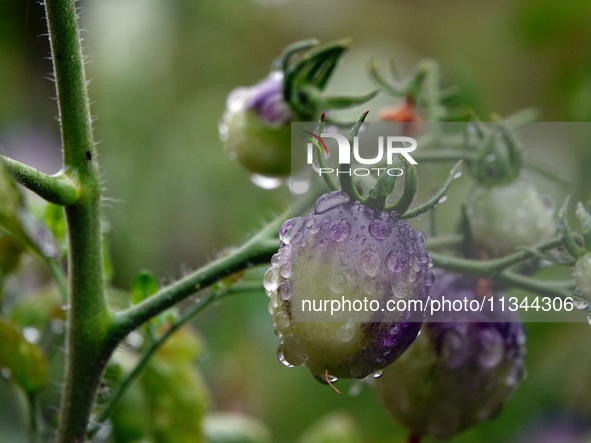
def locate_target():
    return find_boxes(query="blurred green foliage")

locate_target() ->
[1,0,591,442]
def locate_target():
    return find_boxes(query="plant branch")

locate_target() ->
[43,0,112,441]
[429,236,575,298]
[429,236,563,275]
[425,234,463,250]
[111,228,280,342]
[1,156,80,206]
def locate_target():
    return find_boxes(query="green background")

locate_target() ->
[1,0,591,441]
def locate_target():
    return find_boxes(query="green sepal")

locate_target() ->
[575,202,591,251]
[320,90,379,110]
[559,197,585,259]
[386,158,418,216]
[403,160,463,219]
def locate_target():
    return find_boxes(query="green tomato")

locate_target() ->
[222,105,291,178]
[466,178,555,258]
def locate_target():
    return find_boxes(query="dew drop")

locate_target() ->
[274,310,290,328]
[418,250,430,264]
[416,231,426,246]
[292,232,304,245]
[453,169,463,179]
[371,369,384,379]
[305,217,317,228]
[337,323,356,342]
[442,330,468,369]
[505,366,522,387]
[369,220,392,240]
[250,173,283,190]
[319,238,328,247]
[329,220,351,242]
[356,234,366,246]
[391,283,405,299]
[477,328,504,368]
[277,281,291,300]
[425,271,435,287]
[364,280,378,295]
[361,250,380,277]
[438,195,448,204]
[386,252,403,273]
[279,219,292,244]
[326,374,338,383]
[345,269,357,281]
[280,263,291,279]
[282,334,308,366]
[315,192,350,213]
[587,311,591,326]
[573,297,589,311]
[330,275,346,293]
[277,343,294,367]
[0,368,11,379]
[271,253,280,265]
[263,267,280,293]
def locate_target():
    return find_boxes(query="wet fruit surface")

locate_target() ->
[374,271,526,440]
[265,191,434,382]
[465,178,555,258]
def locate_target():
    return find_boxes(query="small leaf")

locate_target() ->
[44,203,66,245]
[131,271,159,305]
[322,90,379,110]
[576,202,591,250]
[0,317,48,394]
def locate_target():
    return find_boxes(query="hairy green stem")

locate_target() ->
[0,156,80,206]
[425,234,463,250]
[430,237,563,275]
[111,230,280,342]
[43,0,112,441]
[430,237,573,298]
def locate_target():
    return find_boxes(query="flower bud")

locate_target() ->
[220,71,292,178]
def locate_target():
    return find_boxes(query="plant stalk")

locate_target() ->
[44,0,113,441]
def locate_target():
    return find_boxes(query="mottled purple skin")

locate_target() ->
[265,191,433,382]
[375,271,526,440]
[244,72,291,126]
